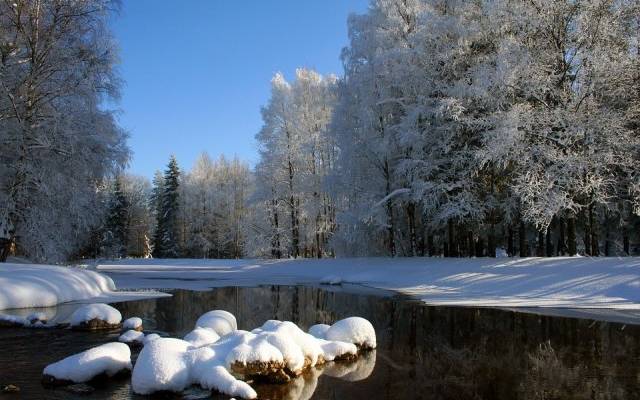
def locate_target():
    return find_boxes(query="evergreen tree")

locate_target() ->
[102,177,129,258]
[153,156,181,258]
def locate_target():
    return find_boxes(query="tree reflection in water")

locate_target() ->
[1,285,639,399]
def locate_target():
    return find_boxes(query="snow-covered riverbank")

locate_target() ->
[0,263,168,310]
[93,257,640,310]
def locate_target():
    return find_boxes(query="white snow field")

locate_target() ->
[95,257,640,309]
[0,263,169,311]
[43,342,132,383]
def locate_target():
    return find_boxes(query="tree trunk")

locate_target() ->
[624,235,630,255]
[427,234,434,257]
[407,203,417,257]
[507,227,514,257]
[567,216,577,256]
[475,237,484,257]
[519,221,527,257]
[536,231,544,257]
[545,220,554,257]
[583,209,591,256]
[448,219,456,257]
[487,232,496,258]
[589,204,598,256]
[0,239,11,262]
[557,217,566,256]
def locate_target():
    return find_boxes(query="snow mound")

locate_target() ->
[128,313,375,398]
[0,263,117,310]
[123,317,142,331]
[184,327,220,348]
[132,337,256,399]
[308,324,330,339]
[119,330,145,345]
[143,333,161,345]
[70,303,122,327]
[325,317,377,349]
[43,342,131,384]
[195,310,237,336]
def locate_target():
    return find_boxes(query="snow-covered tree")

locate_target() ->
[0,0,129,261]
[153,156,181,258]
[252,69,338,258]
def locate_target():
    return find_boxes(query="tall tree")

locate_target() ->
[153,156,181,258]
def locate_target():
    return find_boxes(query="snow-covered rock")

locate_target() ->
[184,327,220,348]
[42,343,131,386]
[195,310,237,336]
[127,313,375,398]
[70,303,122,330]
[0,263,117,310]
[122,317,143,331]
[325,317,377,349]
[308,323,330,339]
[143,333,161,345]
[119,330,145,347]
[0,314,26,327]
[132,337,256,399]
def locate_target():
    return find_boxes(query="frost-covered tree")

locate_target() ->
[180,153,251,258]
[101,177,129,258]
[253,69,338,258]
[0,0,129,262]
[153,156,181,258]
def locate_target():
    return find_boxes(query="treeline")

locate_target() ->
[253,0,640,258]
[3,0,639,262]
[82,154,252,260]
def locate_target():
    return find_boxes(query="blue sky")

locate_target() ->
[111,1,369,178]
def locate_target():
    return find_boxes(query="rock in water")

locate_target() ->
[69,304,122,331]
[1,384,20,393]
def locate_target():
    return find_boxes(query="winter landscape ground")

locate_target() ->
[3,256,640,312]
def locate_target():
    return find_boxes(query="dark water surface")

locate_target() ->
[1,285,640,399]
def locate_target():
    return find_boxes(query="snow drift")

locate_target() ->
[0,263,116,310]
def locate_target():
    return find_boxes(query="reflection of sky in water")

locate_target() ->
[1,285,640,399]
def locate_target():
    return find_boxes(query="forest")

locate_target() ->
[1,0,639,262]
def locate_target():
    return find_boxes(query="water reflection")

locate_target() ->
[1,285,639,399]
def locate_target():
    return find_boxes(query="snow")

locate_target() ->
[325,317,376,349]
[70,303,121,326]
[195,310,237,336]
[119,330,145,345]
[143,333,161,345]
[123,317,142,330]
[132,338,191,394]
[0,262,168,311]
[132,337,256,399]
[320,275,342,285]
[96,257,640,309]
[43,342,132,383]
[184,327,220,348]
[308,324,330,339]
[130,310,375,398]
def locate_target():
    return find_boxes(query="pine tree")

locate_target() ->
[153,156,181,258]
[102,177,129,258]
